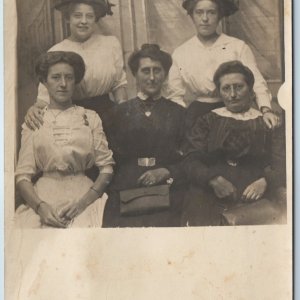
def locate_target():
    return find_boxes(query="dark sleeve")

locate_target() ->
[264,117,286,188]
[104,104,125,163]
[165,105,186,183]
[181,115,220,187]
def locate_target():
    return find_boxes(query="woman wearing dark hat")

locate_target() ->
[167,0,279,130]
[102,44,186,227]
[15,51,115,228]
[25,0,127,132]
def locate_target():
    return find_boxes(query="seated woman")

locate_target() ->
[102,44,186,227]
[15,51,114,228]
[181,61,286,226]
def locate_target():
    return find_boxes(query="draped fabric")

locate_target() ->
[145,0,282,83]
[226,0,282,81]
[146,0,195,55]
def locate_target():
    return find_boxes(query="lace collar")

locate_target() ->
[212,107,263,121]
[137,92,161,101]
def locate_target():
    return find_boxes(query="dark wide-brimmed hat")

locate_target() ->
[52,0,115,17]
[182,0,239,17]
[128,44,173,76]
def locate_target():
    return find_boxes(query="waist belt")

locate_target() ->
[138,157,156,167]
[43,171,85,179]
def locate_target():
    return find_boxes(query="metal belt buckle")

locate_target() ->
[138,157,156,167]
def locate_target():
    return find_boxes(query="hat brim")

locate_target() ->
[221,0,239,17]
[53,0,108,17]
[182,0,239,17]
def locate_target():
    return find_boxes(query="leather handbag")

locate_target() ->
[221,198,286,226]
[120,185,170,216]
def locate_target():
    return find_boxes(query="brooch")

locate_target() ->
[83,114,89,126]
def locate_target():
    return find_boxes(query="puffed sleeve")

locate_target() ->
[111,37,127,91]
[239,43,272,109]
[182,115,220,187]
[167,56,187,108]
[90,112,115,174]
[15,124,38,184]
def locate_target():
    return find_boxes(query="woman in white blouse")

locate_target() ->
[25,0,127,132]
[15,51,114,228]
[167,0,279,129]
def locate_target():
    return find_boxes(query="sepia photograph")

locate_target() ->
[5,0,293,298]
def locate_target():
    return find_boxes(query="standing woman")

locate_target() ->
[167,0,279,129]
[25,0,127,131]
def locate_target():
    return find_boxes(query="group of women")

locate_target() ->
[15,0,286,228]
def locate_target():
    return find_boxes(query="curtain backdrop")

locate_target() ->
[227,0,282,81]
[145,0,283,84]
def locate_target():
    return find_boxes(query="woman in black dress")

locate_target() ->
[103,44,186,227]
[181,61,286,226]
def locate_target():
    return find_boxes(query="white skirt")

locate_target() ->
[15,173,107,228]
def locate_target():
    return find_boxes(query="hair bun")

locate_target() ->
[182,0,239,17]
[141,44,160,51]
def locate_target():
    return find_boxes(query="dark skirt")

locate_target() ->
[181,185,286,227]
[102,185,185,227]
[102,163,186,227]
[181,160,273,227]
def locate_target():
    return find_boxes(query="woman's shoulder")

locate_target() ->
[219,33,247,47]
[172,36,198,56]
[159,97,185,115]
[75,106,102,127]
[114,98,138,112]
[48,39,73,51]
[93,34,121,47]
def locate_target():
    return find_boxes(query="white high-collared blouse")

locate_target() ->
[37,34,127,103]
[16,106,114,184]
[167,34,272,108]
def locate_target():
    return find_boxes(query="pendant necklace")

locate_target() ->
[140,97,157,117]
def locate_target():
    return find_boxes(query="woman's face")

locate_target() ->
[136,57,166,97]
[69,3,96,42]
[219,73,253,113]
[191,0,220,38]
[44,62,75,108]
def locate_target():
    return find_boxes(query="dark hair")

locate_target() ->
[128,44,173,76]
[54,0,115,21]
[182,0,239,18]
[60,3,101,22]
[35,51,85,84]
[213,60,255,90]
